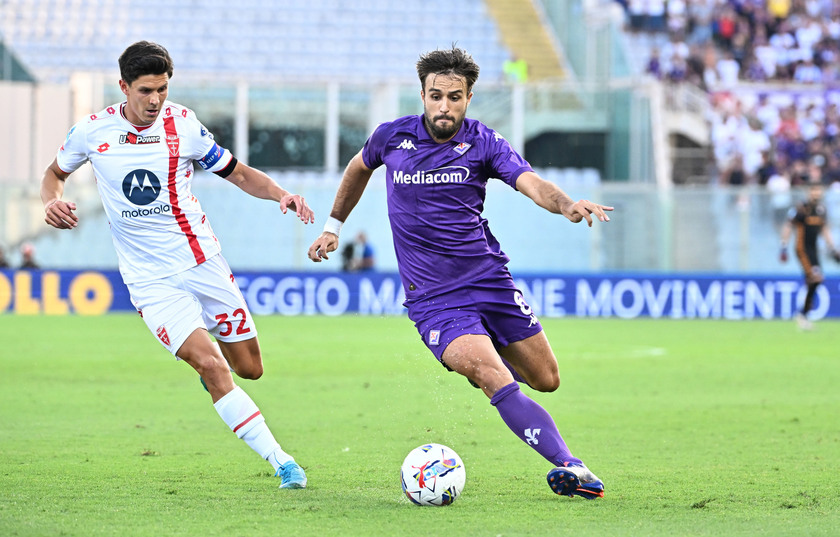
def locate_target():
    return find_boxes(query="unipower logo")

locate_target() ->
[119,132,160,145]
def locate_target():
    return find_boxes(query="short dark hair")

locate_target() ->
[118,41,174,85]
[416,46,480,93]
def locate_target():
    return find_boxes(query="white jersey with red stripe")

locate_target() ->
[56,101,234,284]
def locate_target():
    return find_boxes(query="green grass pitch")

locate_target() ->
[1,314,839,536]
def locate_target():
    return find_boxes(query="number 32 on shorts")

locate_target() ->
[215,308,251,337]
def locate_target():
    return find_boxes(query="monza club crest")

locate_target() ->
[156,325,171,346]
[166,134,180,157]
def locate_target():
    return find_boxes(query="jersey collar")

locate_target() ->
[120,102,158,132]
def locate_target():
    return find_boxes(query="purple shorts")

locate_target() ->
[407,273,543,365]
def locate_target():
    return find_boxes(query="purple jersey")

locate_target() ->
[362,114,533,302]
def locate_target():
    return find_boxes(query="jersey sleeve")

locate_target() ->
[361,122,390,170]
[55,121,89,174]
[188,111,233,173]
[484,129,533,189]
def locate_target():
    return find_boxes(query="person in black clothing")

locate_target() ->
[780,182,840,329]
[19,243,39,270]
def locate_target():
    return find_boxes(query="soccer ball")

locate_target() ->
[400,443,466,506]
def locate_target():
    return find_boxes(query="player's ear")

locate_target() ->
[119,79,129,96]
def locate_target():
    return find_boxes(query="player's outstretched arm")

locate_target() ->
[41,159,78,230]
[515,171,613,227]
[779,219,792,262]
[308,151,374,262]
[223,161,314,224]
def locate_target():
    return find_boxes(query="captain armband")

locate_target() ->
[213,157,238,179]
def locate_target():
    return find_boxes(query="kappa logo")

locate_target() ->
[156,325,171,346]
[493,131,504,142]
[525,428,541,445]
[429,330,440,346]
[122,169,161,206]
[397,139,417,150]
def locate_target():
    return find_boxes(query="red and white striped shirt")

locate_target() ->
[57,101,233,283]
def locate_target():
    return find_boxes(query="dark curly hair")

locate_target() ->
[118,41,174,85]
[416,46,480,93]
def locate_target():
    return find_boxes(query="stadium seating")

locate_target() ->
[0,0,510,84]
[623,0,840,187]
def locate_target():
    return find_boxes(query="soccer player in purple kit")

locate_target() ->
[308,47,612,499]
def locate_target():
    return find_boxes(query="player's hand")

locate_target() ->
[307,232,339,262]
[779,247,788,263]
[832,249,840,263]
[565,200,613,227]
[44,199,78,229]
[279,193,315,224]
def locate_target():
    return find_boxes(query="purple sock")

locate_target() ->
[490,382,582,466]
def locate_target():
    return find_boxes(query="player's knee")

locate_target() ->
[235,361,263,380]
[530,371,560,392]
[202,354,233,376]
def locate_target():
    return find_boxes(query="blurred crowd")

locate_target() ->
[624,0,840,187]
[0,243,40,270]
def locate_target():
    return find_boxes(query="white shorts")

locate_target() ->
[127,254,257,356]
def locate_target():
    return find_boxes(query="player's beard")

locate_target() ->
[424,113,463,142]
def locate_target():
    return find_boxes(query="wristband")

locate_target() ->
[323,216,343,237]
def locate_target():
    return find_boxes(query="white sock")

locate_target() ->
[213,386,294,471]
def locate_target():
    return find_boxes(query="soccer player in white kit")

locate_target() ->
[39,41,312,489]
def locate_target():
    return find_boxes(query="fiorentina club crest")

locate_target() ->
[166,134,180,157]
[429,330,440,346]
[156,325,171,346]
[453,142,471,155]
